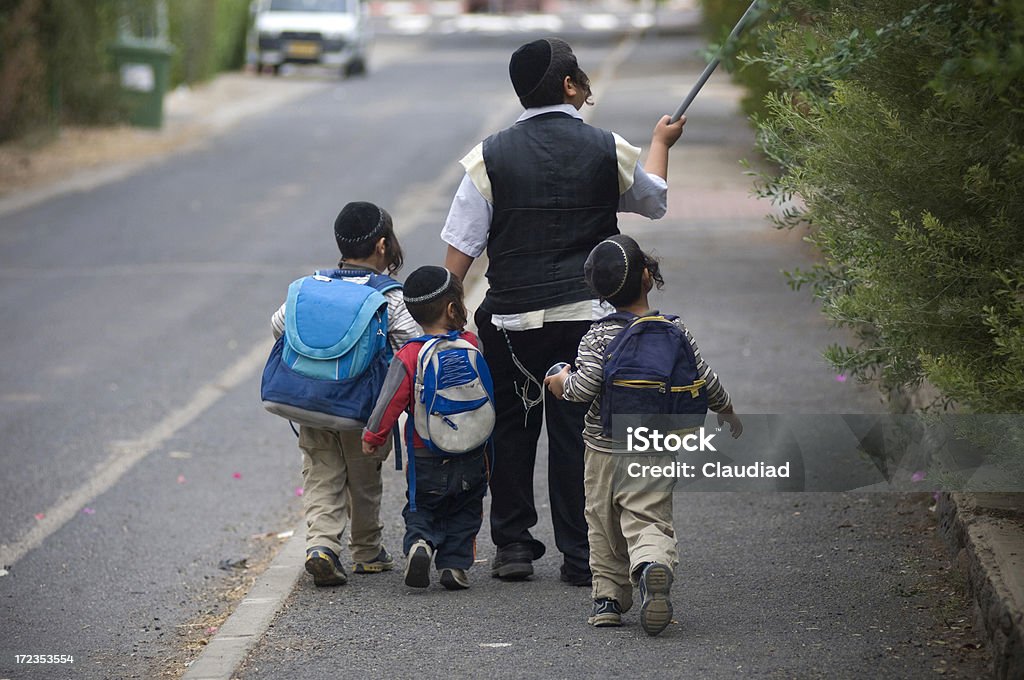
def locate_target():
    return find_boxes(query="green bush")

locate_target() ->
[743,0,1024,413]
[0,0,253,141]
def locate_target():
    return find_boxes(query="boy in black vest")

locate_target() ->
[442,38,686,585]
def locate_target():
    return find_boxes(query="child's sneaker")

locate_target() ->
[587,598,623,627]
[404,540,432,588]
[305,546,347,587]
[439,568,470,591]
[638,562,673,636]
[352,547,394,574]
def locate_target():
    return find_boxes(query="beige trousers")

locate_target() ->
[584,446,678,612]
[298,426,390,562]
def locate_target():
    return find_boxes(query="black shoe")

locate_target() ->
[588,598,623,627]
[491,542,534,580]
[404,540,432,589]
[439,567,470,591]
[305,546,347,587]
[638,562,674,636]
[560,563,592,587]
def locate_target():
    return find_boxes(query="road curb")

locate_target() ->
[937,493,1024,679]
[181,527,305,680]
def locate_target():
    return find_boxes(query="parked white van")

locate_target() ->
[249,0,371,77]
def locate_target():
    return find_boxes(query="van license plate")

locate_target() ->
[287,41,319,58]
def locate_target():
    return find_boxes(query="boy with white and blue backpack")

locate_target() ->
[362,266,494,591]
[263,202,419,587]
[545,235,743,636]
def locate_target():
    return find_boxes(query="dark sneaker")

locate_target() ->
[353,547,394,574]
[404,540,432,588]
[305,546,347,587]
[491,543,534,580]
[439,568,470,591]
[638,562,674,636]
[560,563,593,587]
[588,598,623,627]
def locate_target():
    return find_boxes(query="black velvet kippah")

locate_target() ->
[334,201,385,245]
[584,235,644,300]
[510,39,553,98]
[404,265,452,304]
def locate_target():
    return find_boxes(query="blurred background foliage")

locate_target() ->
[699,0,1024,414]
[0,0,252,142]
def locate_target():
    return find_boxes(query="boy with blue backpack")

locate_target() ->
[362,265,494,591]
[263,202,419,587]
[545,235,743,636]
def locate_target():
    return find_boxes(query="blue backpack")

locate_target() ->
[403,330,496,511]
[261,269,401,431]
[599,313,708,437]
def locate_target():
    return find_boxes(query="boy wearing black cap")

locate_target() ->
[442,37,686,585]
[362,266,489,591]
[271,202,419,587]
[545,234,742,635]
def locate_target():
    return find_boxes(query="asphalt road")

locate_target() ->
[0,28,992,680]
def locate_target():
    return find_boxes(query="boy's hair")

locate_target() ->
[509,38,592,109]
[334,201,404,275]
[584,234,664,308]
[403,266,467,329]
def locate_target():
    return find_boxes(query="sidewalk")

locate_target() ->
[183,28,1002,680]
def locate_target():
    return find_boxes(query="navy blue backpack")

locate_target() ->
[261,269,400,431]
[599,313,708,436]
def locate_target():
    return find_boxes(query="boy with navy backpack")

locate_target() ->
[264,202,419,587]
[362,266,494,591]
[545,235,743,636]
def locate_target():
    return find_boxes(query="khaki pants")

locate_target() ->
[298,426,390,562]
[584,446,678,612]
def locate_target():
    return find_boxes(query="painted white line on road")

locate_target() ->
[0,340,272,569]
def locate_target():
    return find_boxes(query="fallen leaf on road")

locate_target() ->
[294,487,304,496]
[82,507,95,515]
[205,626,218,635]
[168,451,193,459]
[218,557,248,571]
[34,513,45,520]
[276,529,294,539]
[232,472,242,479]
[177,475,187,484]
[835,374,847,383]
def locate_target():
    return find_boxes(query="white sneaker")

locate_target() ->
[404,540,432,588]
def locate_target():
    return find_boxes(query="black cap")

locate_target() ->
[584,234,645,302]
[334,201,385,247]
[509,39,554,98]
[404,265,453,304]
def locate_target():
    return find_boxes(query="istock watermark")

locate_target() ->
[607,414,1024,493]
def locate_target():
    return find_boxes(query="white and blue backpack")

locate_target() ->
[404,330,496,510]
[261,269,400,431]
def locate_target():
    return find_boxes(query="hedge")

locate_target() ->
[700,0,1024,415]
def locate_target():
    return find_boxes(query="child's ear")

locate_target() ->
[642,268,653,293]
[375,237,387,256]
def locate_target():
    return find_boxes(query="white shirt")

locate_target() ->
[441,105,669,331]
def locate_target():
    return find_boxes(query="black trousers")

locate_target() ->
[475,309,591,574]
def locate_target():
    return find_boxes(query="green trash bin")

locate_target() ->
[109,40,174,129]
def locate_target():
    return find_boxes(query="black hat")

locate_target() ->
[509,39,554,98]
[404,265,453,304]
[584,234,645,302]
[334,201,385,247]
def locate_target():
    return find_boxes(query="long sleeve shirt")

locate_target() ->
[562,313,731,453]
[362,331,481,450]
[440,104,670,332]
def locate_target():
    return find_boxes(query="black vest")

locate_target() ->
[481,113,620,314]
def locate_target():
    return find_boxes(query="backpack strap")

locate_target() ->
[314,268,403,295]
